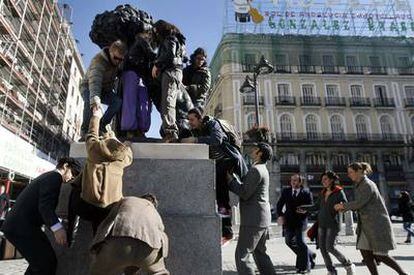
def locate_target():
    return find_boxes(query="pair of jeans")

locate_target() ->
[284,227,314,270]
[318,227,352,272]
[403,222,414,239]
[81,89,122,134]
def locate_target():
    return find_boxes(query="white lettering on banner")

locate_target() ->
[0,126,55,179]
[228,0,414,37]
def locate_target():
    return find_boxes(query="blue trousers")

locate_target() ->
[284,227,314,270]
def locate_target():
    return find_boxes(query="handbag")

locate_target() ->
[307,221,318,241]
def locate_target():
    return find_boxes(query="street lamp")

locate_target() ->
[239,55,273,126]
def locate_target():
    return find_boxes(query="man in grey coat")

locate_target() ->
[226,142,276,275]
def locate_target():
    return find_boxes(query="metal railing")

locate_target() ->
[275,96,296,106]
[274,65,291,73]
[346,66,364,74]
[369,66,387,75]
[300,96,321,106]
[325,97,346,106]
[298,65,316,73]
[373,98,395,107]
[242,95,264,105]
[349,97,371,107]
[275,133,404,143]
[322,66,339,74]
[403,98,414,107]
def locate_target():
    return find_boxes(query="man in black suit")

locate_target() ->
[276,173,315,274]
[2,157,81,275]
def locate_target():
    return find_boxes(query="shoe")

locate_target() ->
[297,269,310,274]
[327,271,337,275]
[218,207,231,218]
[310,253,316,269]
[404,239,411,243]
[344,263,355,275]
[221,236,233,246]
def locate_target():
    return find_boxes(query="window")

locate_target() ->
[332,153,350,166]
[398,56,410,67]
[369,56,381,67]
[305,114,319,139]
[280,153,299,166]
[330,115,344,140]
[278,84,290,97]
[411,116,414,133]
[247,113,256,130]
[302,84,315,104]
[346,55,361,73]
[355,115,369,139]
[374,85,387,99]
[405,86,414,99]
[280,114,293,138]
[299,55,314,72]
[306,153,326,166]
[380,115,393,139]
[350,85,363,98]
[326,85,339,98]
[322,55,336,73]
[245,53,256,64]
[275,54,289,72]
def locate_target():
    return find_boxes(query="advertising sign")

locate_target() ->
[226,0,414,37]
[0,126,55,179]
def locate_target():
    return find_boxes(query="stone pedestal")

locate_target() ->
[55,143,222,275]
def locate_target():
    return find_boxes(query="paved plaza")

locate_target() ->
[0,223,413,274]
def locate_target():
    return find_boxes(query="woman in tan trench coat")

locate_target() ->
[334,162,408,275]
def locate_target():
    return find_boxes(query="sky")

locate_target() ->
[65,0,224,137]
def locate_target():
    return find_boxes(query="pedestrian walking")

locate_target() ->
[276,173,316,274]
[398,191,414,244]
[299,171,355,275]
[334,162,408,275]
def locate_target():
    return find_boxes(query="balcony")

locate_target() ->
[325,97,346,107]
[373,98,395,107]
[398,67,414,75]
[369,66,387,75]
[346,66,364,74]
[349,97,371,107]
[241,63,256,73]
[242,95,264,106]
[275,96,296,106]
[298,65,316,73]
[274,65,291,73]
[279,164,300,172]
[275,133,404,144]
[300,97,321,106]
[322,66,339,74]
[404,98,414,108]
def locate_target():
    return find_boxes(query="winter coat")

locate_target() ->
[91,197,168,257]
[398,197,414,223]
[155,34,186,72]
[309,186,347,231]
[182,64,211,108]
[81,48,119,103]
[81,115,133,208]
[193,116,248,178]
[123,36,156,84]
[343,176,396,252]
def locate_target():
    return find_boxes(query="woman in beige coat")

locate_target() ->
[334,162,408,275]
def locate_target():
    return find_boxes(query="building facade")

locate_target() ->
[207,33,414,210]
[0,1,84,190]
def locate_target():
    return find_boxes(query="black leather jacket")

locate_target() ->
[183,64,211,108]
[155,33,186,71]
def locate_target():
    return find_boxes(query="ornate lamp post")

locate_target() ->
[239,55,274,126]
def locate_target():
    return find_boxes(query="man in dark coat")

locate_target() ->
[276,173,316,273]
[2,158,81,275]
[181,107,248,244]
[182,47,211,109]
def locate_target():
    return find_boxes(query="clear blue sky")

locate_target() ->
[65,0,224,137]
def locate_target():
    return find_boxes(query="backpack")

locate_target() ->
[215,119,243,150]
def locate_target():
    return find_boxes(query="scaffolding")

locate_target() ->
[0,0,76,162]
